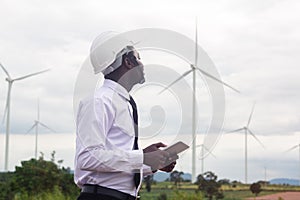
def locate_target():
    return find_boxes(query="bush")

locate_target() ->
[157,193,167,200]
[174,190,204,200]
[13,186,72,200]
[0,152,80,199]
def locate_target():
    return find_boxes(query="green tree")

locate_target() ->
[170,170,184,188]
[195,171,224,200]
[58,166,79,197]
[250,182,262,197]
[13,157,61,194]
[0,152,79,199]
[0,172,15,200]
[218,179,230,185]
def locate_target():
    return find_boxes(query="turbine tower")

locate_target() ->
[227,103,265,184]
[285,144,300,185]
[26,99,56,159]
[159,19,240,182]
[0,63,49,171]
[197,144,216,175]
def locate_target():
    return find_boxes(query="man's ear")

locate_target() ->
[124,57,134,69]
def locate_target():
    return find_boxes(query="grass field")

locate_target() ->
[138,182,300,200]
[7,181,300,200]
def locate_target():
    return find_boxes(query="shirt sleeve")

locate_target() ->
[142,164,155,177]
[75,97,144,173]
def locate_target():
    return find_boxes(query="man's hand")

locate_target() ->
[143,142,170,171]
[160,161,176,173]
[160,152,178,172]
[143,143,179,171]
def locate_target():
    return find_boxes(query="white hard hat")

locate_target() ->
[90,31,135,75]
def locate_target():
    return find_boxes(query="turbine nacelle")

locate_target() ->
[190,64,196,70]
[5,77,12,82]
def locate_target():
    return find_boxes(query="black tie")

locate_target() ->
[129,96,140,188]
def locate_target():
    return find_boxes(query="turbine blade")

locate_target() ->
[2,101,8,124]
[196,67,240,93]
[248,128,265,149]
[13,69,50,81]
[158,69,193,94]
[38,121,56,133]
[2,86,10,124]
[203,146,217,158]
[26,123,36,134]
[37,99,40,121]
[247,102,256,128]
[226,128,244,134]
[0,63,11,78]
[285,145,299,153]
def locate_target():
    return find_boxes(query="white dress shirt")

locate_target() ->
[74,79,152,196]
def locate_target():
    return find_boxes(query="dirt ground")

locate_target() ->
[246,192,300,200]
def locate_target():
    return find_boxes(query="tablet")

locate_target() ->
[164,141,189,155]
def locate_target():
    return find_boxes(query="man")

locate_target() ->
[75,33,178,200]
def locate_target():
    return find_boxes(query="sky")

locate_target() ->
[0,0,300,183]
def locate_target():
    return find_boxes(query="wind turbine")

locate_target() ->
[227,103,265,184]
[26,99,56,159]
[0,63,49,171]
[285,144,300,185]
[197,144,216,175]
[159,19,240,182]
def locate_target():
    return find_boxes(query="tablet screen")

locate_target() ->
[164,141,189,155]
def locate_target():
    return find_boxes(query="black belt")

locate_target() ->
[81,184,138,200]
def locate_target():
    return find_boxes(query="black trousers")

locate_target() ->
[77,192,121,200]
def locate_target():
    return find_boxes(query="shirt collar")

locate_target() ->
[103,79,130,101]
